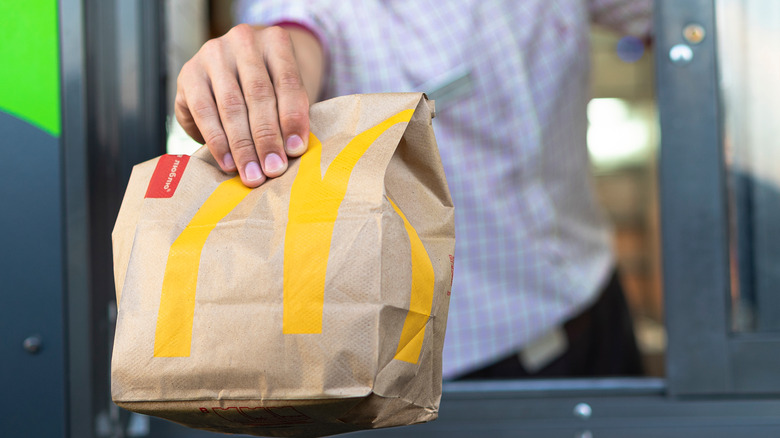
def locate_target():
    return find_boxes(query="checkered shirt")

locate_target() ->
[236,0,652,379]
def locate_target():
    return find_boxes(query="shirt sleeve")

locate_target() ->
[233,0,332,61]
[588,0,653,37]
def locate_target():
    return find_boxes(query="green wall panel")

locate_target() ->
[0,0,61,136]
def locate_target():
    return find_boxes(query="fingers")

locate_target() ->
[174,88,205,144]
[262,27,310,158]
[175,71,236,173]
[232,25,287,180]
[204,34,268,187]
[175,24,314,188]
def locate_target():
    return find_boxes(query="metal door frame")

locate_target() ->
[658,0,780,396]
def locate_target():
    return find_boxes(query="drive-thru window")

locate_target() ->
[3,1,780,436]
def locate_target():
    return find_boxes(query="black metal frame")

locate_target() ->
[60,1,92,437]
[355,379,780,438]
[656,0,732,396]
[82,1,167,433]
[149,379,780,438]
[658,0,780,396]
[59,0,167,437]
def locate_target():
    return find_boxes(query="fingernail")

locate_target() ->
[222,153,235,170]
[286,135,305,154]
[264,153,284,173]
[245,162,264,182]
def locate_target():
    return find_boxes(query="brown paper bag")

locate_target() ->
[111,93,455,437]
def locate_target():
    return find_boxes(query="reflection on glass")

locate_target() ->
[718,0,780,332]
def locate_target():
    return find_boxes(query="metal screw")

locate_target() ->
[669,44,694,65]
[573,402,592,419]
[23,335,42,354]
[683,23,706,44]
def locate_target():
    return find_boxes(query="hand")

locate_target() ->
[175,24,323,187]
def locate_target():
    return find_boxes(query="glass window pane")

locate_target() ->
[717,0,780,332]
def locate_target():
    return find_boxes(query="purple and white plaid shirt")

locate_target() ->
[237,0,652,379]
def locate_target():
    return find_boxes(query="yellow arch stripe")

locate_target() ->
[283,109,415,334]
[152,109,416,357]
[154,176,251,357]
[388,196,435,364]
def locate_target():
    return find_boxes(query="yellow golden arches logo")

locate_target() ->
[154,176,252,357]
[282,109,415,335]
[387,196,435,364]
[154,108,435,364]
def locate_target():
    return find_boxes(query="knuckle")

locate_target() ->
[174,92,187,110]
[203,129,228,148]
[229,23,254,39]
[219,92,247,117]
[177,63,202,89]
[190,99,218,119]
[200,38,222,56]
[275,71,303,91]
[280,110,307,129]
[177,61,193,81]
[244,79,276,102]
[251,123,280,146]
[227,24,262,54]
[264,25,290,43]
[174,109,190,133]
[230,137,256,153]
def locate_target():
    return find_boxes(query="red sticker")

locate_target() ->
[145,154,190,198]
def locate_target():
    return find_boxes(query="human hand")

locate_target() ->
[175,24,323,187]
